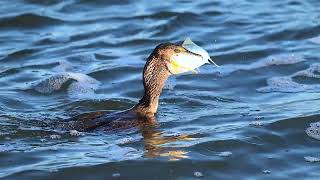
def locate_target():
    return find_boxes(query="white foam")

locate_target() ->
[193,171,204,177]
[306,122,320,140]
[262,170,271,174]
[69,130,84,136]
[68,72,99,85]
[310,122,320,128]
[33,72,100,99]
[116,137,135,145]
[263,54,305,66]
[304,156,320,162]
[33,73,72,94]
[257,77,317,93]
[218,151,232,157]
[50,134,61,139]
[306,121,320,140]
[212,54,305,76]
[250,121,263,127]
[293,63,320,78]
[257,63,320,93]
[112,173,121,178]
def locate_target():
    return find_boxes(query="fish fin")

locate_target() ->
[208,58,219,67]
[183,37,195,46]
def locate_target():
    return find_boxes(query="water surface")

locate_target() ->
[1,0,320,179]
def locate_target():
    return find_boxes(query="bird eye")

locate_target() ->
[174,49,181,53]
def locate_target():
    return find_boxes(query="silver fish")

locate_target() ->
[182,37,219,67]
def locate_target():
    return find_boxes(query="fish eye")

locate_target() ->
[174,49,181,53]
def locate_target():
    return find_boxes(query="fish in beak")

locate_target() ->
[168,38,218,74]
[182,37,219,67]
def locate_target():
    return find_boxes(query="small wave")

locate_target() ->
[212,54,305,76]
[32,61,100,99]
[0,13,63,29]
[24,0,61,6]
[258,63,320,93]
[33,73,72,94]
[1,48,39,62]
[35,35,71,45]
[135,11,199,20]
[33,72,100,96]
[261,26,319,42]
[77,0,130,6]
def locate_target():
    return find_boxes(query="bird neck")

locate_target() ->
[133,55,170,117]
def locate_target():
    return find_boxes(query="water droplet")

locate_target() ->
[262,170,271,174]
[218,151,232,157]
[70,130,84,136]
[250,121,263,127]
[304,156,320,162]
[112,172,121,178]
[4,137,11,140]
[50,134,61,139]
[194,171,204,177]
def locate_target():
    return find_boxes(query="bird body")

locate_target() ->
[62,39,217,131]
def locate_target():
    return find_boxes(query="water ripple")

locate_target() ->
[0,13,64,29]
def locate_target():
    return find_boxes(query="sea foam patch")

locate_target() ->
[306,122,320,140]
[293,63,320,78]
[257,77,320,93]
[257,63,320,93]
[304,156,320,162]
[32,61,100,99]
[211,54,305,77]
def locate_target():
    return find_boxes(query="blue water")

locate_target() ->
[1,0,320,179]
